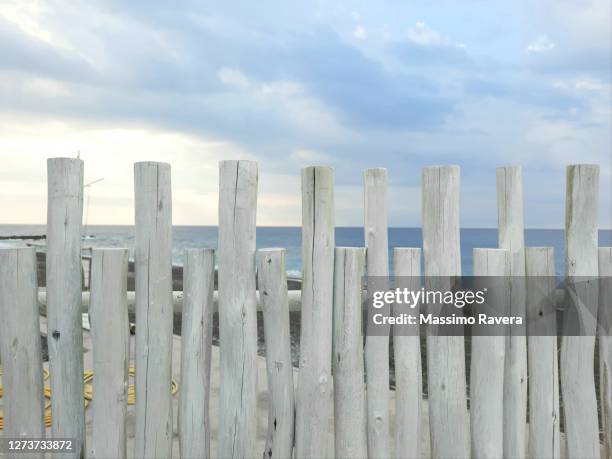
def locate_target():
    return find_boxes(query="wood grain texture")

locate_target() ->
[363,168,391,458]
[179,249,214,459]
[134,162,174,459]
[90,249,129,459]
[0,248,45,459]
[560,164,600,459]
[257,249,295,459]
[333,247,367,459]
[218,160,258,458]
[393,248,422,459]
[296,166,335,459]
[46,157,85,459]
[526,247,560,459]
[496,166,527,458]
[421,165,469,458]
[599,247,612,458]
[471,249,508,459]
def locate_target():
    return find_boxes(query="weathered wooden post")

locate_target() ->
[134,162,174,459]
[496,166,527,458]
[422,165,469,458]
[560,164,600,458]
[333,247,368,459]
[526,247,560,459]
[471,248,508,459]
[296,166,335,458]
[0,248,45,458]
[599,247,612,458]
[90,249,129,459]
[393,248,422,459]
[363,168,391,458]
[179,248,214,459]
[46,157,84,458]
[258,248,295,459]
[218,160,258,457]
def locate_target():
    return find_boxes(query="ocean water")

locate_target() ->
[2,225,611,277]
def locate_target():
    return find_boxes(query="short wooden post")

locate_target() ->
[393,248,422,459]
[46,157,85,458]
[526,247,560,459]
[471,248,508,459]
[218,160,258,457]
[363,168,391,458]
[496,166,527,458]
[599,247,612,458]
[422,166,469,458]
[179,249,214,459]
[296,166,335,458]
[560,164,600,459]
[333,247,368,459]
[0,248,45,456]
[258,248,295,459]
[90,249,129,459]
[134,162,174,459]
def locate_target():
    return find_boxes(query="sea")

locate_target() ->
[2,225,612,277]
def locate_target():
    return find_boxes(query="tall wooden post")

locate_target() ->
[134,162,174,459]
[296,166,335,458]
[422,165,469,458]
[46,157,84,458]
[218,160,258,457]
[599,247,612,458]
[560,164,600,458]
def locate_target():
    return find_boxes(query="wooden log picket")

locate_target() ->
[218,160,259,458]
[496,165,527,458]
[363,168,391,458]
[0,248,45,459]
[46,157,85,459]
[393,248,422,459]
[257,248,295,459]
[179,248,214,459]
[296,166,335,458]
[90,248,129,459]
[422,165,470,458]
[332,247,368,459]
[134,162,174,459]
[560,164,600,459]
[471,248,508,459]
[526,247,560,459]
[599,247,612,458]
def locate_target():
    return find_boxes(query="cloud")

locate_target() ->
[527,35,556,53]
[353,26,366,40]
[407,22,444,46]
[217,67,251,90]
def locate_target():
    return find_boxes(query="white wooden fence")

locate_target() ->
[0,158,610,459]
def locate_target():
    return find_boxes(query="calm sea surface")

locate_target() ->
[1,225,611,277]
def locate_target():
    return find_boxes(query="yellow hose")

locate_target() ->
[0,365,178,429]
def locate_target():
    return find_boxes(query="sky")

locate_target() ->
[0,0,610,227]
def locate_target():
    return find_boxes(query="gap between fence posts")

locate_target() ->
[471,248,508,459]
[363,168,391,458]
[393,248,422,459]
[218,160,258,458]
[90,248,129,459]
[422,165,470,458]
[46,157,85,459]
[0,248,45,459]
[496,165,527,458]
[296,166,335,458]
[257,248,295,459]
[134,162,174,459]
[179,248,214,459]
[526,247,560,459]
